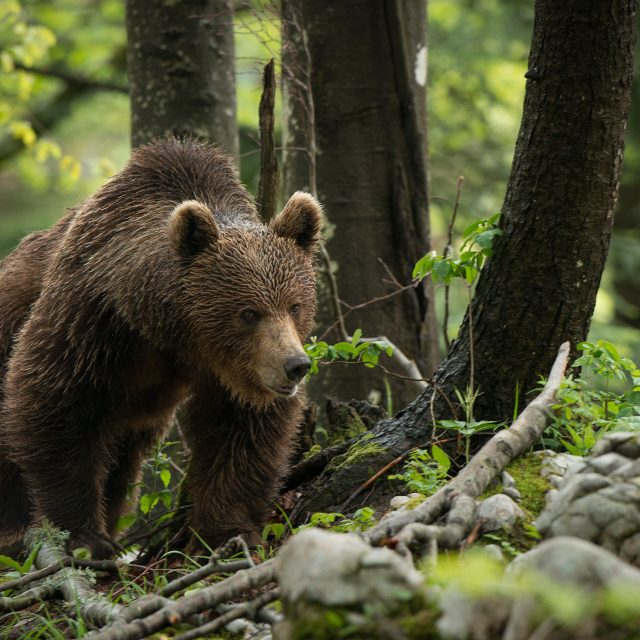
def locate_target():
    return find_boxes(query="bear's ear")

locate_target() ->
[168,200,218,259]
[270,191,323,254]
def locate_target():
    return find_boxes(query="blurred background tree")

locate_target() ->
[0,0,638,387]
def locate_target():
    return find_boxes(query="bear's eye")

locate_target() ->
[290,303,301,315]
[240,309,260,324]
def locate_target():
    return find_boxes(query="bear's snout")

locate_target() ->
[284,354,311,383]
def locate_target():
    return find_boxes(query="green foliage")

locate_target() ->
[413,213,502,285]
[143,441,175,511]
[545,342,640,455]
[0,543,38,577]
[115,441,178,537]
[262,507,376,545]
[0,0,86,186]
[305,329,393,376]
[388,446,451,495]
[574,339,638,382]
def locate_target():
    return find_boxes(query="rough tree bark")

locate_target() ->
[281,0,439,412]
[296,0,638,514]
[126,0,238,156]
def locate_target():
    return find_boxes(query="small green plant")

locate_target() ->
[0,543,39,582]
[413,213,502,286]
[388,445,451,495]
[545,341,640,455]
[262,506,377,545]
[116,441,180,536]
[299,507,377,533]
[305,328,393,376]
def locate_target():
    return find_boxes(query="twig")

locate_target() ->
[340,281,418,312]
[13,61,128,94]
[0,582,59,613]
[319,245,349,341]
[467,285,476,408]
[160,559,251,598]
[173,588,280,640]
[89,559,276,640]
[0,557,117,594]
[34,540,123,626]
[442,176,464,351]
[339,437,455,512]
[365,341,571,547]
[318,278,418,343]
[256,59,278,219]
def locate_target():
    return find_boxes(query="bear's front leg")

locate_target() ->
[3,393,119,558]
[181,386,302,548]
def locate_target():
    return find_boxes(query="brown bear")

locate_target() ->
[0,137,322,558]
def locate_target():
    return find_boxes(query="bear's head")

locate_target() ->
[168,192,323,408]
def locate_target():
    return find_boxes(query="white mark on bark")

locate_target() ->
[414,46,427,87]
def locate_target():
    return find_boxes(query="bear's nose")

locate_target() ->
[284,354,311,382]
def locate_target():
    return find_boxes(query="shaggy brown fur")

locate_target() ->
[0,137,322,558]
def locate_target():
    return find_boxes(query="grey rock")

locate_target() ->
[501,471,516,489]
[620,532,640,565]
[277,529,422,611]
[547,473,564,488]
[585,452,630,476]
[535,437,640,565]
[610,459,640,479]
[482,544,505,563]
[508,535,640,587]
[591,432,640,459]
[478,494,524,533]
[502,537,640,640]
[389,495,411,510]
[503,487,522,502]
[540,451,583,478]
[544,488,559,507]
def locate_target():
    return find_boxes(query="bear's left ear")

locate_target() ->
[168,200,219,259]
[270,191,323,254]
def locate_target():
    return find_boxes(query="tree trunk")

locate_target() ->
[281,0,439,413]
[295,0,637,514]
[126,0,238,156]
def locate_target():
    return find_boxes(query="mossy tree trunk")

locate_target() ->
[126,0,238,156]
[297,0,638,514]
[281,0,439,413]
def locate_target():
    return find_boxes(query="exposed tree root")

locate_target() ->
[365,341,570,549]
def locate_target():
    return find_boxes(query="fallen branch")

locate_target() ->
[0,556,117,595]
[365,341,570,548]
[174,588,280,640]
[34,539,123,626]
[89,559,276,640]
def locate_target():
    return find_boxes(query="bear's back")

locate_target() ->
[95,137,259,229]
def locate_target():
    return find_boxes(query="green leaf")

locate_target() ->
[139,494,153,514]
[413,252,437,279]
[431,444,451,473]
[0,555,22,571]
[160,468,171,488]
[432,258,452,283]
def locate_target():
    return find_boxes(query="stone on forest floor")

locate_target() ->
[477,494,524,533]
[277,528,422,610]
[535,433,640,566]
[389,495,411,510]
[437,537,640,640]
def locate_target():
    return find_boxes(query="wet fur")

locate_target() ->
[0,137,321,556]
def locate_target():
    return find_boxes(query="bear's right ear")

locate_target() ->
[168,200,219,259]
